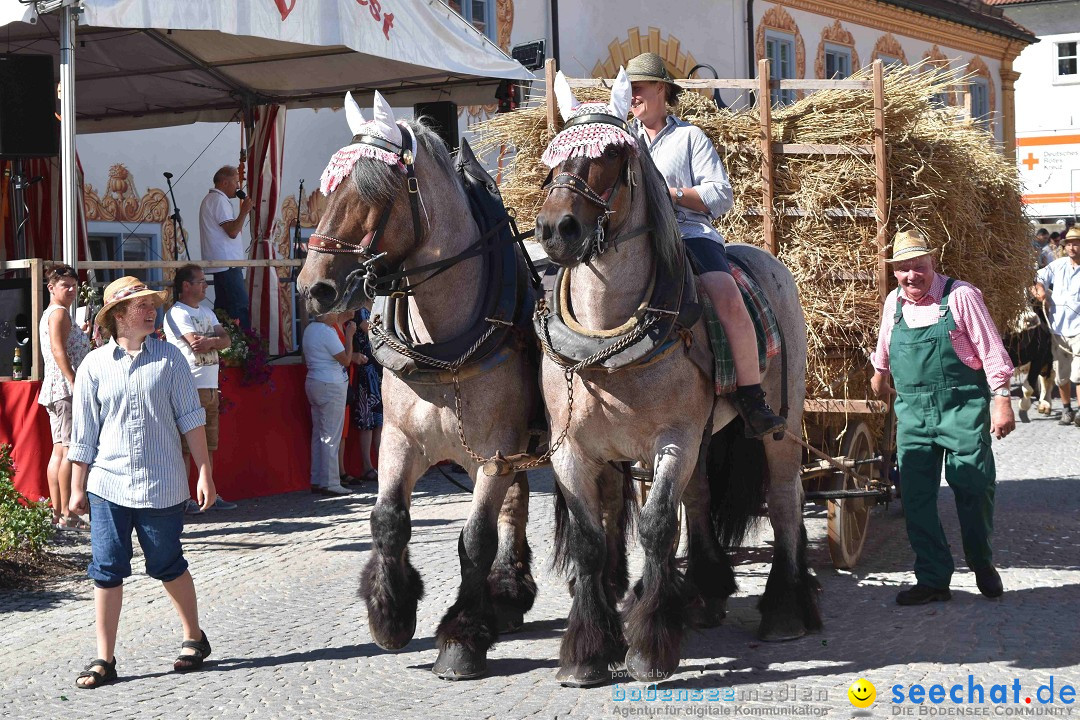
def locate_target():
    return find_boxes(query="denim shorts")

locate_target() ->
[87,493,188,589]
[683,236,732,274]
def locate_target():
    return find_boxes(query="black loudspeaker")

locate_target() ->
[413,101,459,152]
[0,279,32,377]
[0,55,60,158]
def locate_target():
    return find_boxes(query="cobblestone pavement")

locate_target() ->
[2,402,1079,720]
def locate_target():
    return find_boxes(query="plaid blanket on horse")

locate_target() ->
[702,264,782,395]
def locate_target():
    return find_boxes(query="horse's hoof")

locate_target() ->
[624,649,675,684]
[556,661,611,688]
[687,597,727,629]
[432,643,487,680]
[495,606,525,634]
[757,616,808,642]
[1018,409,1030,423]
[370,614,416,652]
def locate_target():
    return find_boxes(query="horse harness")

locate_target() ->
[537,111,703,376]
[308,130,547,475]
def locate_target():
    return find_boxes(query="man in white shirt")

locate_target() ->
[1034,227,1080,425]
[165,264,238,513]
[199,166,253,330]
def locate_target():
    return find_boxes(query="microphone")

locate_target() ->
[235,189,247,200]
[163,171,173,179]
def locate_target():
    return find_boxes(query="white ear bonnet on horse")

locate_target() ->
[320,91,413,195]
[541,68,639,169]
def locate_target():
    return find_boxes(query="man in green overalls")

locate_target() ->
[871,230,1016,605]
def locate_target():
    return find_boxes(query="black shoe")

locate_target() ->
[1059,407,1075,425]
[974,565,1003,598]
[895,584,952,606]
[731,388,787,439]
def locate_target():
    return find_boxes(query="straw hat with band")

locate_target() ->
[886,230,938,264]
[95,276,169,330]
[625,52,684,95]
[1063,227,1080,243]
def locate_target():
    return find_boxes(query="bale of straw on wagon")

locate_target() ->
[472,65,1034,402]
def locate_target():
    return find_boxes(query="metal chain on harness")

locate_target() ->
[370,314,531,469]
[519,299,664,473]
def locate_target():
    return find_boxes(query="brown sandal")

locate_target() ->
[173,631,211,672]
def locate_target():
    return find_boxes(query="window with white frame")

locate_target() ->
[765,30,797,105]
[87,222,164,287]
[969,78,990,128]
[1058,41,1078,78]
[447,0,494,40]
[824,43,852,79]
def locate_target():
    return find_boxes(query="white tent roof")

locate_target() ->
[0,0,533,133]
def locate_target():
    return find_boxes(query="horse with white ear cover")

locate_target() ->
[321,90,408,195]
[542,67,638,169]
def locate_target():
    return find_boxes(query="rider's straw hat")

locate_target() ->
[625,52,683,94]
[1063,227,1080,243]
[886,229,938,263]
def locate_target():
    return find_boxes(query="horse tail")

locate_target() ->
[551,482,572,576]
[707,417,767,549]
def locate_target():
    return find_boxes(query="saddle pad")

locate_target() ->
[703,264,782,395]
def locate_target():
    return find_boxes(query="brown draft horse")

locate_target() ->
[532,70,822,686]
[297,92,538,680]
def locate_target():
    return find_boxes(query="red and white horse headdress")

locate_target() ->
[541,67,638,168]
[320,90,414,196]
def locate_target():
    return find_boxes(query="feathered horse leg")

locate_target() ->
[487,471,538,635]
[359,432,428,651]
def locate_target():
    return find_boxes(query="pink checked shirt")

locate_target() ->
[871,273,1014,390]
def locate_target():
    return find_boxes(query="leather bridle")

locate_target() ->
[307,127,426,305]
[543,113,649,264]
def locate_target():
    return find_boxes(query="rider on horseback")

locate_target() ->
[625,52,786,439]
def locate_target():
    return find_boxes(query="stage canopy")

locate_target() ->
[0,0,533,133]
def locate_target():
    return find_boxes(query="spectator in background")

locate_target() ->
[39,264,92,531]
[199,165,253,330]
[1035,228,1055,269]
[68,276,215,688]
[348,307,383,484]
[1034,227,1080,426]
[164,264,238,513]
[303,311,355,496]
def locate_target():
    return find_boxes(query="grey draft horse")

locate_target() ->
[532,70,821,686]
[296,91,539,680]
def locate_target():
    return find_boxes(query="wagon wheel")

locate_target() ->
[827,421,874,569]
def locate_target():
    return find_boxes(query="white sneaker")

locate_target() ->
[322,484,353,496]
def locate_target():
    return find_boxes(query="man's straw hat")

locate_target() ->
[95,276,168,329]
[1063,227,1080,243]
[886,229,938,263]
[625,52,683,94]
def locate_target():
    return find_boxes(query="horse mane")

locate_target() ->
[348,118,464,207]
[633,134,683,275]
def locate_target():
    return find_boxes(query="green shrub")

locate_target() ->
[0,444,54,557]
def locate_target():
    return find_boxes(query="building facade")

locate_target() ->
[71,0,1035,347]
[994,0,1080,222]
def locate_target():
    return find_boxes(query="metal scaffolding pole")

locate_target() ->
[59,3,78,270]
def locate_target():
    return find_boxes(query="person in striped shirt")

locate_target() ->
[871,230,1014,607]
[68,276,217,689]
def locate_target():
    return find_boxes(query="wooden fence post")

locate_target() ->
[758,58,776,256]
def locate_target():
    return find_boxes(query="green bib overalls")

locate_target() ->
[890,278,996,589]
